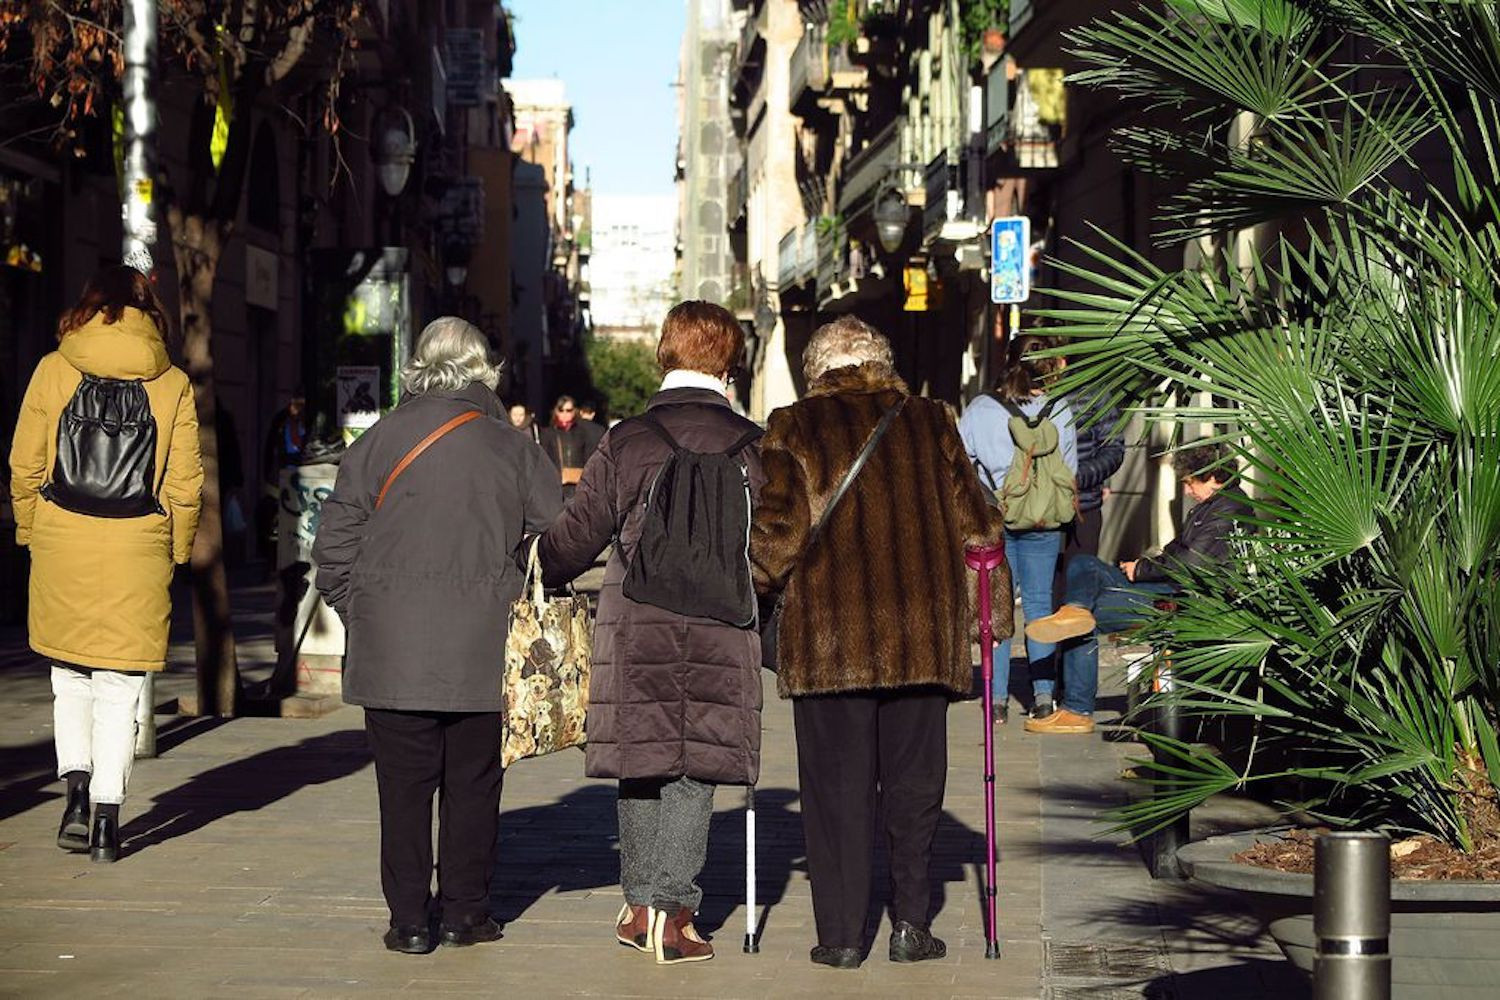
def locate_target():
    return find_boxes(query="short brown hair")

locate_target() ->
[1173,441,1236,484]
[657,300,745,376]
[58,265,172,343]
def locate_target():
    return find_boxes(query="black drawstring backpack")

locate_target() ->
[621,410,762,627]
[42,373,164,518]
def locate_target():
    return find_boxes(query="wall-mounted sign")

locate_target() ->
[336,365,381,439]
[990,216,1031,304]
[245,244,278,310]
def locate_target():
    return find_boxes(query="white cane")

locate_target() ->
[744,784,759,953]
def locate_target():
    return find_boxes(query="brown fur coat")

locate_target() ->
[750,363,1011,698]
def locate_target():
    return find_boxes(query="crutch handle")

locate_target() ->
[965,543,1006,572]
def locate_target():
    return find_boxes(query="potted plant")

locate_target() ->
[1046,1,1500,994]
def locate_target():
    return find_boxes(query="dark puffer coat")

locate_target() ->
[538,388,766,785]
[313,382,562,712]
[750,363,1006,699]
[1070,388,1125,514]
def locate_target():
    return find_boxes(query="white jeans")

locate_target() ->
[51,665,147,805]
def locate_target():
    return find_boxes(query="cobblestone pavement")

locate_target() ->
[0,575,1305,999]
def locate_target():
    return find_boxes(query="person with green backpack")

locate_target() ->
[959,334,1077,725]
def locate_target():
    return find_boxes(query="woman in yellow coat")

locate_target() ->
[9,266,203,862]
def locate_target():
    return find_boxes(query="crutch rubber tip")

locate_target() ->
[743,933,760,954]
[985,941,1002,959]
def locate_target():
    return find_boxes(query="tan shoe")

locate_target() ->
[1025,604,1097,644]
[616,903,652,953]
[1024,707,1096,734]
[651,906,714,964]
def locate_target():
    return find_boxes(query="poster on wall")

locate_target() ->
[336,365,381,442]
[990,216,1031,304]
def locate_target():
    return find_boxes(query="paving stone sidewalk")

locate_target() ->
[0,577,1305,999]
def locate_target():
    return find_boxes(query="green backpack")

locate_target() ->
[993,395,1077,531]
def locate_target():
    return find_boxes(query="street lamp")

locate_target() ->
[373,105,417,198]
[874,186,910,254]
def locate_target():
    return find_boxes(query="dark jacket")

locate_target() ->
[1134,485,1249,584]
[750,363,1006,699]
[313,382,562,712]
[538,420,597,472]
[1071,389,1124,514]
[538,388,766,785]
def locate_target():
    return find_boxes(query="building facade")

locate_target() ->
[590,195,678,340]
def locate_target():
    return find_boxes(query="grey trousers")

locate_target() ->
[617,775,715,915]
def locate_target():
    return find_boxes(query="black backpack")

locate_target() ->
[42,374,165,518]
[621,410,762,627]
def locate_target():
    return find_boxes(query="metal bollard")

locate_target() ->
[1147,683,1189,879]
[134,673,157,758]
[1314,832,1391,1000]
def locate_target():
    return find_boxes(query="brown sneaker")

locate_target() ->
[616,903,652,953]
[651,906,714,964]
[1024,707,1096,734]
[1025,604,1097,644]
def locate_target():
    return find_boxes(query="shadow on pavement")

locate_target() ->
[121,728,370,855]
[490,784,620,928]
[1143,957,1309,999]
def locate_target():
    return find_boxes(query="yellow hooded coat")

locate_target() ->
[9,308,203,671]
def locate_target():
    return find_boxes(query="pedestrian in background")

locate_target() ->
[8,265,203,863]
[751,316,1003,969]
[959,333,1077,725]
[313,317,561,955]
[538,394,596,498]
[1026,441,1248,734]
[1062,376,1124,567]
[507,401,541,446]
[576,398,606,454]
[539,301,764,966]
[258,387,306,559]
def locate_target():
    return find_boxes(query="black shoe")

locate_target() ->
[889,920,946,963]
[438,916,503,948]
[383,925,433,954]
[991,701,1010,726]
[1030,698,1055,721]
[57,787,90,853]
[810,945,862,968]
[89,812,118,863]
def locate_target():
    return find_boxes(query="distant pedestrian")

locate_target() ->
[1025,441,1248,734]
[539,301,765,965]
[507,401,541,446]
[537,394,596,499]
[959,333,1077,725]
[313,317,561,955]
[258,387,306,558]
[576,398,606,453]
[1062,376,1124,566]
[8,265,204,863]
[751,316,1003,969]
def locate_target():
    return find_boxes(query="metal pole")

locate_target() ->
[124,0,158,758]
[121,0,158,274]
[1314,832,1391,1000]
[966,544,1004,959]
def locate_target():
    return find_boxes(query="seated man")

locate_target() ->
[1022,441,1249,735]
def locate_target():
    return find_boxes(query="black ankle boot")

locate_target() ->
[56,782,90,853]
[90,810,119,863]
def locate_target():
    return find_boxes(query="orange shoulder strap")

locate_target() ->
[374,410,484,511]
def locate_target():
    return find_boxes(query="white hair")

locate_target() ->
[803,315,895,382]
[400,317,502,396]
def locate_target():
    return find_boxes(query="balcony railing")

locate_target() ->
[815,219,846,300]
[838,117,902,218]
[728,165,748,229]
[921,150,962,241]
[791,25,828,117]
[777,227,800,289]
[733,8,764,88]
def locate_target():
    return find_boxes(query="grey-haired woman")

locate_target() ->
[314,317,562,954]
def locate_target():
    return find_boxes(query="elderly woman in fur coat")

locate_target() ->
[750,316,1005,969]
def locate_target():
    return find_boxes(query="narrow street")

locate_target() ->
[0,579,1301,999]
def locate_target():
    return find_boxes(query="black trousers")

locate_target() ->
[1055,509,1105,606]
[792,688,949,950]
[363,709,503,928]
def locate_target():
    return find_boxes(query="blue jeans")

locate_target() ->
[991,529,1063,703]
[1057,555,1174,715]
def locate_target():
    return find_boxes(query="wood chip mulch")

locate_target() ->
[1232,828,1500,881]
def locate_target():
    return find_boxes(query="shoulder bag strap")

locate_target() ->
[803,396,906,556]
[375,409,483,511]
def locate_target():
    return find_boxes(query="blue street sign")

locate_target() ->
[990,216,1031,304]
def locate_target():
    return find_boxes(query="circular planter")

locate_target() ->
[1177,832,1500,999]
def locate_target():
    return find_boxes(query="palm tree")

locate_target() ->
[1048,0,1500,853]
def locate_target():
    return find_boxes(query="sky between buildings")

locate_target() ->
[507,0,687,198]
